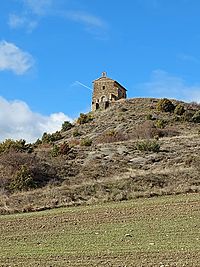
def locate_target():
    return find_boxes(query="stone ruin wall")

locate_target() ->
[92,75,127,111]
[92,80,118,103]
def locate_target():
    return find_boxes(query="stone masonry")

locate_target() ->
[92,72,127,111]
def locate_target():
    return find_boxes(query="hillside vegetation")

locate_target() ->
[0,98,200,214]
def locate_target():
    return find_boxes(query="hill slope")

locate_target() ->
[0,98,200,213]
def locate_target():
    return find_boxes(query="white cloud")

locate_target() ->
[7,0,54,31]
[8,1,108,37]
[0,96,72,143]
[23,0,53,15]
[66,11,106,29]
[0,41,34,75]
[177,53,199,64]
[8,14,38,32]
[8,14,25,28]
[137,70,200,103]
[63,10,108,38]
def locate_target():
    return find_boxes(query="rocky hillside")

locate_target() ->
[0,98,200,214]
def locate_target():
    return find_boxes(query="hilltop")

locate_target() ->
[0,98,200,214]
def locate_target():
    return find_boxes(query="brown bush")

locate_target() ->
[95,129,129,144]
[133,121,159,139]
[68,139,80,147]
[0,152,59,192]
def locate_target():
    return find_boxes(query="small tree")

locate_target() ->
[77,113,93,125]
[72,129,81,137]
[0,139,33,154]
[174,104,185,116]
[191,110,200,123]
[61,121,73,131]
[10,165,35,191]
[51,145,60,157]
[157,98,175,113]
[41,131,62,144]
[181,110,195,122]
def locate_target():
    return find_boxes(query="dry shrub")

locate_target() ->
[133,121,179,139]
[0,152,58,192]
[51,142,71,157]
[95,129,129,144]
[68,139,80,147]
[188,102,200,110]
[160,127,180,137]
[133,121,159,139]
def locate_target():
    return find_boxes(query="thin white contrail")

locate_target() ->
[75,81,92,91]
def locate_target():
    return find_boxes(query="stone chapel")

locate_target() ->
[92,72,127,111]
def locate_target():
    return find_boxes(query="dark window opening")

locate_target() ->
[105,101,109,109]
[102,86,105,90]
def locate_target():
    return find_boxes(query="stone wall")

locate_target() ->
[92,78,127,111]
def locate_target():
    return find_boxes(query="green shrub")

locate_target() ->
[95,129,128,144]
[174,104,185,116]
[146,114,153,120]
[191,110,200,123]
[0,139,33,154]
[157,98,175,113]
[77,113,93,125]
[10,165,36,191]
[34,138,42,147]
[173,115,181,122]
[72,129,82,137]
[80,138,92,146]
[135,140,160,152]
[51,145,60,157]
[107,129,116,136]
[42,131,62,144]
[181,110,195,122]
[155,119,166,129]
[61,121,73,131]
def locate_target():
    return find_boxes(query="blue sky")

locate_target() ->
[1,0,200,142]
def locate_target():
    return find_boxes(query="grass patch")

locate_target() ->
[0,193,199,266]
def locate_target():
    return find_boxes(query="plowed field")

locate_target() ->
[0,194,200,266]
